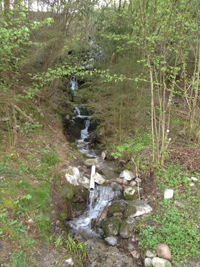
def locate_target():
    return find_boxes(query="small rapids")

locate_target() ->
[67,185,121,239]
[67,82,120,238]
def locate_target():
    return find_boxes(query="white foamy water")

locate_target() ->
[67,185,121,238]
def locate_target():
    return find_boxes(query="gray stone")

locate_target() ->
[130,181,137,187]
[164,189,174,199]
[92,172,106,185]
[105,237,118,246]
[123,179,129,185]
[116,178,123,184]
[84,158,98,166]
[144,258,152,266]
[152,257,172,267]
[65,167,80,186]
[146,250,155,258]
[130,250,140,259]
[119,170,135,181]
[157,243,172,261]
[101,151,107,161]
[119,220,136,238]
[78,176,90,189]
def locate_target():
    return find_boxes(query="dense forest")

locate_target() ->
[1,0,200,266]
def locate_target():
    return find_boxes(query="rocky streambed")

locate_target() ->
[57,157,173,267]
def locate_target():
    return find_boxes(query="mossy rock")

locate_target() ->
[60,183,87,203]
[124,187,143,201]
[123,203,137,219]
[119,220,136,239]
[100,217,121,237]
[107,202,121,217]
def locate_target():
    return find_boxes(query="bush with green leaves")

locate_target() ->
[110,130,151,160]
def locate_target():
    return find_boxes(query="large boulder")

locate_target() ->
[119,170,135,181]
[92,172,106,185]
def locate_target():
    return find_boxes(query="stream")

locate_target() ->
[64,53,146,267]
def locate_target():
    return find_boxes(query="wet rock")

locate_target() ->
[120,170,135,181]
[65,167,80,186]
[84,158,98,166]
[131,250,140,259]
[119,219,136,238]
[92,172,106,185]
[144,258,152,266]
[124,187,143,201]
[78,176,90,189]
[105,237,118,246]
[164,189,174,199]
[107,202,121,217]
[151,257,172,267]
[100,217,121,237]
[156,243,172,261]
[124,200,152,219]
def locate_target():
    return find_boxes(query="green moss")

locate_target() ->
[107,202,121,217]
[100,217,121,237]
[123,203,137,219]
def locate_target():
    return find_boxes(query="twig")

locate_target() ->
[88,194,121,239]
[8,101,34,122]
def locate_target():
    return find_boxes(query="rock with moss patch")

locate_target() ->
[124,187,143,200]
[119,220,137,238]
[107,202,121,217]
[124,201,152,219]
[100,217,121,237]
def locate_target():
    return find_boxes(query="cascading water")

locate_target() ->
[67,185,121,239]
[66,74,121,239]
